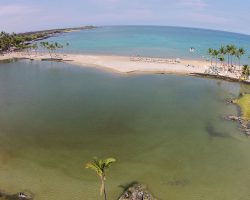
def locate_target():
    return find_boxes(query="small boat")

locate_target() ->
[189,47,196,53]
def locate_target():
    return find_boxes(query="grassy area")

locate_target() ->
[235,94,250,120]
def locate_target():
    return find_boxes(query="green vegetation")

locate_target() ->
[40,41,64,58]
[207,45,250,80]
[208,45,246,67]
[0,31,50,53]
[235,94,250,120]
[86,157,116,200]
[0,31,68,59]
[242,65,250,80]
[0,26,95,54]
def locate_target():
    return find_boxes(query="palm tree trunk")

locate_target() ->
[103,181,107,200]
[49,51,52,59]
[100,178,107,200]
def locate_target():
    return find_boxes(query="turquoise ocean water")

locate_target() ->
[43,26,250,62]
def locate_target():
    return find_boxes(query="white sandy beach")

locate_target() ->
[0,52,247,81]
[0,52,208,73]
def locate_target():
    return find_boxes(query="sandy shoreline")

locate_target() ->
[0,52,209,73]
[0,52,249,82]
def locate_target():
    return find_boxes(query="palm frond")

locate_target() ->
[103,157,116,168]
[85,160,103,177]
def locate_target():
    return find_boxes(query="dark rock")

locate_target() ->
[226,115,240,121]
[118,184,157,200]
[225,115,250,136]
[226,98,234,104]
[41,58,63,62]
[0,190,33,200]
[245,129,250,136]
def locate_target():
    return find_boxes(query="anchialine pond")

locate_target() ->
[0,59,250,200]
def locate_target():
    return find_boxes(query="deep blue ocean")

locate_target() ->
[43,26,250,63]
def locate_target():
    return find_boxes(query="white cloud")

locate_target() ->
[177,0,208,10]
[0,4,39,16]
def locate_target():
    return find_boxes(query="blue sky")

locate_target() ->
[1,0,250,34]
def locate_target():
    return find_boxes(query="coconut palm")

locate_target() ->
[236,48,245,69]
[40,41,49,54]
[230,45,237,66]
[226,44,236,66]
[86,157,116,200]
[219,46,226,68]
[225,45,231,66]
[208,48,214,66]
[242,65,250,80]
[219,46,226,56]
[31,43,38,55]
[218,55,225,67]
[212,49,219,67]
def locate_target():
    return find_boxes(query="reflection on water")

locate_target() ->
[0,60,250,200]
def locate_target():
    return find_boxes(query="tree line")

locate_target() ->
[0,31,49,53]
[0,31,69,59]
[208,45,248,67]
[208,45,250,79]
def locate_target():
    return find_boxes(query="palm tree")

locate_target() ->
[40,41,49,54]
[212,49,219,67]
[31,43,38,55]
[226,45,231,66]
[218,46,226,68]
[219,46,226,56]
[242,65,250,80]
[226,44,236,67]
[219,55,225,67]
[208,48,214,66]
[230,45,237,66]
[236,47,245,68]
[86,157,116,200]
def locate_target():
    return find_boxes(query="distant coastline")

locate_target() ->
[18,25,97,41]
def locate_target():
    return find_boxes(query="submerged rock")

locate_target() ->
[118,184,157,200]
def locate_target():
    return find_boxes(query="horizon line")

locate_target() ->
[2,24,250,37]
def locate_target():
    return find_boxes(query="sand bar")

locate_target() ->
[0,52,248,82]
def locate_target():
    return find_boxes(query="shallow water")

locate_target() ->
[0,60,250,200]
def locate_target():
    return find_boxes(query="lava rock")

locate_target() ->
[118,184,157,200]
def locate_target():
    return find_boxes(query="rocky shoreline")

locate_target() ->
[191,73,250,84]
[0,183,156,200]
[225,98,250,136]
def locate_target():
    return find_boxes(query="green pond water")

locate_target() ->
[0,59,250,200]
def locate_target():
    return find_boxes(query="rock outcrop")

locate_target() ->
[118,184,157,200]
[225,115,250,136]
